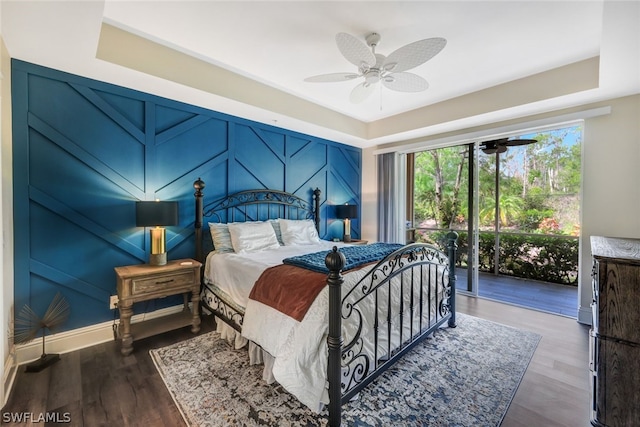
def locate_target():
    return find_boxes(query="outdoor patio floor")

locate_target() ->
[456,269,579,318]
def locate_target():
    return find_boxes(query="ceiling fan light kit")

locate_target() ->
[479,138,538,155]
[305,32,447,103]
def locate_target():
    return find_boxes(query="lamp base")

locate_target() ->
[343,234,352,243]
[149,252,167,266]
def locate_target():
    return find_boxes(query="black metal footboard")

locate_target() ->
[325,232,458,426]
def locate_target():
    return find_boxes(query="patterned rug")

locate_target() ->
[150,313,540,426]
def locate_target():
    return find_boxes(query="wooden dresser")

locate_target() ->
[590,236,640,426]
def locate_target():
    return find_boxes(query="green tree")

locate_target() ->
[413,125,582,234]
[414,146,469,228]
[480,193,524,227]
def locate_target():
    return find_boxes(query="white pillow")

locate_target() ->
[227,221,280,254]
[208,223,234,254]
[269,219,285,245]
[279,219,320,245]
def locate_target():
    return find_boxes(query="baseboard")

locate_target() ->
[15,304,188,365]
[577,305,593,325]
[2,348,17,408]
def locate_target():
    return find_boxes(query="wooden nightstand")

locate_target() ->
[115,258,202,356]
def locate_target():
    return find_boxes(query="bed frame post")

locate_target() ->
[193,178,205,263]
[313,187,321,232]
[326,246,345,427]
[446,231,458,328]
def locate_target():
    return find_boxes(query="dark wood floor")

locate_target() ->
[1,320,217,427]
[2,296,590,426]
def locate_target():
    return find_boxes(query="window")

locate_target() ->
[410,125,582,311]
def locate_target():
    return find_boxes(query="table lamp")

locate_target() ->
[136,200,178,265]
[336,204,358,242]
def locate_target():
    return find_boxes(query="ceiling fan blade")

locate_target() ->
[349,82,375,104]
[382,72,429,92]
[383,37,447,73]
[480,137,537,154]
[481,137,538,148]
[336,32,376,69]
[504,138,538,147]
[304,73,360,83]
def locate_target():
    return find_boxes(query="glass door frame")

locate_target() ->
[407,142,479,296]
[463,142,479,296]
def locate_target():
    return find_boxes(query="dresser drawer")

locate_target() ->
[132,270,195,295]
[594,339,640,425]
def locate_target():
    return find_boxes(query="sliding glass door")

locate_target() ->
[409,125,582,308]
[409,143,479,294]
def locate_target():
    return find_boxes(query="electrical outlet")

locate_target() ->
[109,295,119,310]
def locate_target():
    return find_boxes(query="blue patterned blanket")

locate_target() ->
[283,242,404,273]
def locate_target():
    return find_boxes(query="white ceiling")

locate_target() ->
[2,1,639,148]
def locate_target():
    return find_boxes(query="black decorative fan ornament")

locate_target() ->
[305,32,446,103]
[14,292,70,372]
[479,137,538,154]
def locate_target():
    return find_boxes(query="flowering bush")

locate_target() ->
[538,217,560,234]
[418,229,578,285]
[570,224,581,236]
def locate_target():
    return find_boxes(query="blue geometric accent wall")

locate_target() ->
[11,59,362,332]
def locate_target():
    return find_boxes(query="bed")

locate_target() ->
[193,178,458,426]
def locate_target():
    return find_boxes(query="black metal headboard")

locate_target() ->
[193,178,321,263]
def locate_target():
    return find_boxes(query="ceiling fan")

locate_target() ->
[480,138,538,155]
[304,32,446,103]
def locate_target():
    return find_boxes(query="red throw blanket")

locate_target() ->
[248,264,327,322]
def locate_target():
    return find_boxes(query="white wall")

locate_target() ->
[0,20,15,407]
[362,94,640,324]
[579,94,640,321]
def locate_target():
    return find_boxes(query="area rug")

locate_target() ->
[150,313,540,426]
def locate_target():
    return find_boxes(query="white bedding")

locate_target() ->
[242,264,378,411]
[203,241,350,308]
[204,241,448,413]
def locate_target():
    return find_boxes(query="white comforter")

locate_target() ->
[243,263,386,411]
[204,241,350,308]
[205,242,447,413]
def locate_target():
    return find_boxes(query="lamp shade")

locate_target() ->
[336,204,358,220]
[135,201,178,227]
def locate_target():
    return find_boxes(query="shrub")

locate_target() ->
[415,229,578,285]
[518,208,554,231]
